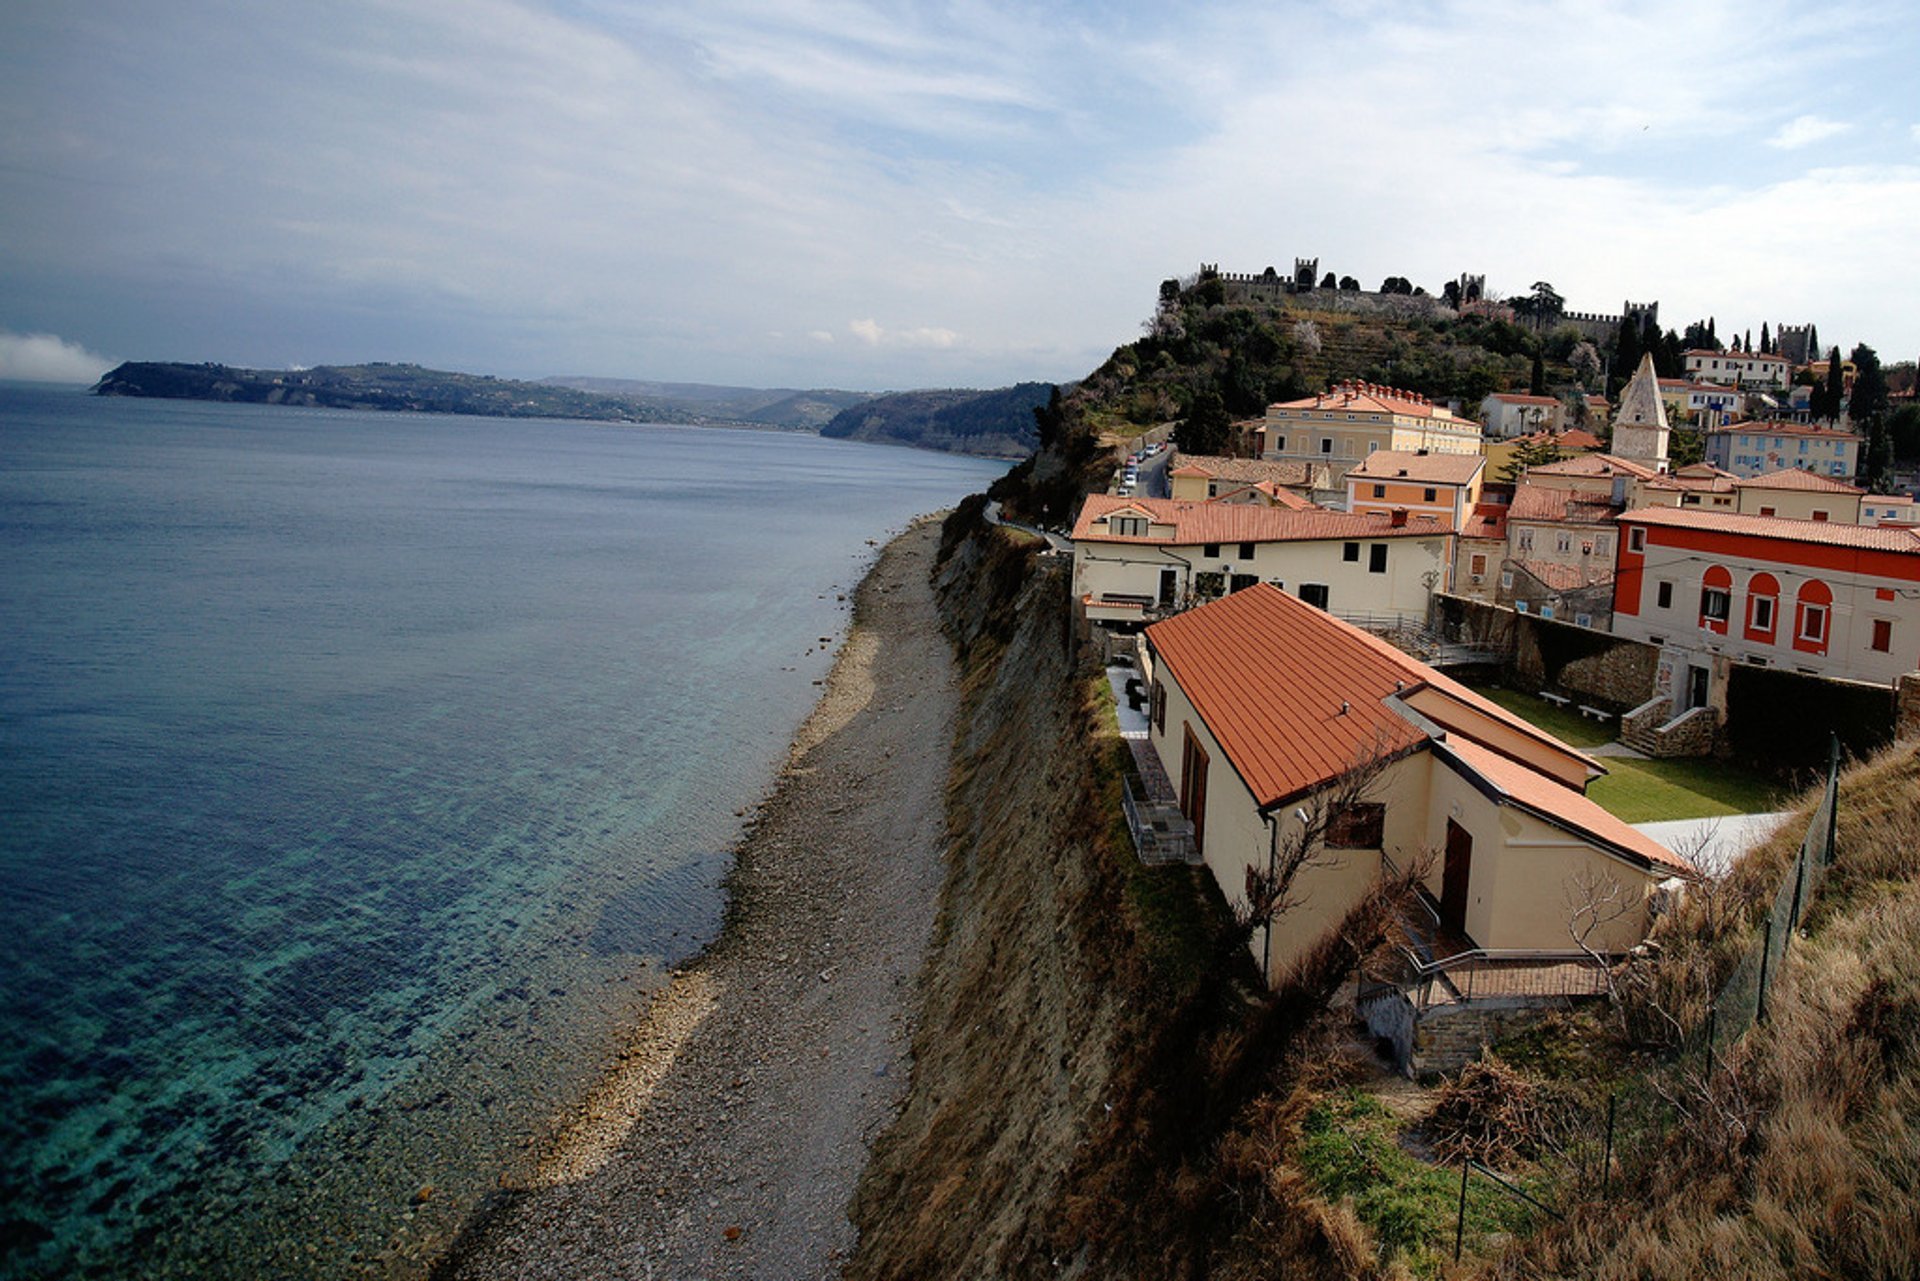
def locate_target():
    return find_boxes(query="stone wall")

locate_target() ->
[1360,988,1591,1075]
[1431,593,1657,710]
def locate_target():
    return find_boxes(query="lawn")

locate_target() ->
[1464,682,1781,822]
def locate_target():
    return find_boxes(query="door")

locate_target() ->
[1180,727,1209,856]
[1158,567,1179,608]
[1686,665,1709,710]
[1441,819,1472,935]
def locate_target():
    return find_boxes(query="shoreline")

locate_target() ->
[433,512,960,1279]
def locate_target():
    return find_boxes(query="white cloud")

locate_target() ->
[844,319,960,349]
[0,331,115,383]
[808,330,835,343]
[849,318,883,345]
[1768,114,1851,149]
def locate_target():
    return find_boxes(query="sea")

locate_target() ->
[0,383,1007,1278]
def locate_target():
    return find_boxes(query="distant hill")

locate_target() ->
[820,382,1055,457]
[539,376,873,429]
[92,361,872,431]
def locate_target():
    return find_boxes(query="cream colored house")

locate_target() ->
[1071,494,1451,626]
[1165,454,1325,505]
[1733,468,1864,523]
[1258,381,1482,488]
[1143,585,1694,986]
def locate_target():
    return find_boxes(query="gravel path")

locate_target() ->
[435,518,957,1280]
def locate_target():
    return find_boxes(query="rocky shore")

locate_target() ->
[433,516,960,1280]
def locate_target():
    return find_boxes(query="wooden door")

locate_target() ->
[1441,819,1472,935]
[1180,727,1209,856]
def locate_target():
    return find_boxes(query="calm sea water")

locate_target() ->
[0,384,1005,1278]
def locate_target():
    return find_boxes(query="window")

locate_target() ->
[1326,802,1385,849]
[1343,542,1360,562]
[1758,506,1775,517]
[1320,438,1333,454]
[1515,600,1530,613]
[1811,510,1828,522]
[1423,488,1437,502]
[1575,612,1593,628]
[1299,583,1329,610]
[1540,605,1555,619]
[1111,515,1146,537]
[1229,573,1258,593]
[1701,587,1730,622]
[1556,531,1572,553]
[1500,571,1514,588]
[1751,595,1775,632]
[1800,604,1827,643]
[1872,618,1893,653]
[1470,553,1487,577]
[1517,528,1534,551]
[1657,580,1673,609]
[1369,544,1388,573]
[1238,542,1255,560]
[1273,435,1286,452]
[1629,527,1646,552]
[1203,543,1220,558]
[1373,484,1386,498]
[1150,681,1166,733]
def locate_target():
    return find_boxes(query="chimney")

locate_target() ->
[1391,507,1409,528]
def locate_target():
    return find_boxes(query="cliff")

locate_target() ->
[819,383,1054,458]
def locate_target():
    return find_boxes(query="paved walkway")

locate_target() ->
[1633,811,1795,878]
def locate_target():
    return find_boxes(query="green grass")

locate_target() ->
[1585,755,1780,823]
[1465,683,1613,748]
[1464,681,1781,822]
[1297,1089,1543,1276]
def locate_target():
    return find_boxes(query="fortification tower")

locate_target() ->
[1612,353,1670,473]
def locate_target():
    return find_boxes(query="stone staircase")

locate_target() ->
[1620,695,1718,757]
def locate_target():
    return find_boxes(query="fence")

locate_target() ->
[1446,735,1843,1262]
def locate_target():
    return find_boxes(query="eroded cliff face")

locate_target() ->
[846,503,1393,1281]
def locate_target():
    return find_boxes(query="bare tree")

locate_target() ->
[1291,317,1322,358]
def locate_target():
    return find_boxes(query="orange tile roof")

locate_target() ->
[1169,453,1319,489]
[1704,420,1861,441]
[1438,738,1695,874]
[1144,585,1591,810]
[1348,450,1485,486]
[1461,502,1509,539]
[1485,393,1561,407]
[1269,381,1469,424]
[1508,484,1621,524]
[1737,467,1864,494]
[1620,505,1920,553]
[1510,558,1613,592]
[1072,495,1451,545]
[1685,349,1788,364]
[1527,452,1659,481]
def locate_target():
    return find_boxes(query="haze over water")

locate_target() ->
[0,384,1005,1277]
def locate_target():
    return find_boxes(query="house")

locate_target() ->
[1703,420,1862,480]
[1165,453,1324,506]
[1733,468,1864,524]
[1452,502,1510,604]
[1500,485,1622,627]
[1258,381,1483,488]
[1684,348,1792,391]
[1613,507,1920,688]
[1524,451,1665,503]
[1657,378,1743,427]
[1141,584,1695,985]
[1863,494,1920,526]
[1480,392,1564,439]
[1344,449,1486,528]
[1653,462,1741,511]
[1070,495,1451,626]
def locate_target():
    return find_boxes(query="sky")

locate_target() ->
[2,0,1918,391]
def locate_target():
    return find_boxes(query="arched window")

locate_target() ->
[1794,579,1833,656]
[1698,564,1733,635]
[1744,572,1779,643]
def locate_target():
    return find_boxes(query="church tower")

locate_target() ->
[1611,353,1670,473]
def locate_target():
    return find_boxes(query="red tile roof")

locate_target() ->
[1269,381,1469,424]
[1511,558,1613,592]
[1347,450,1486,486]
[1737,467,1864,495]
[1438,739,1695,874]
[1508,485,1622,524]
[1528,453,1660,481]
[1072,495,1451,545]
[1461,502,1509,540]
[1145,585,1590,810]
[1169,453,1319,489]
[1485,393,1561,407]
[1620,505,1920,553]
[1703,420,1861,441]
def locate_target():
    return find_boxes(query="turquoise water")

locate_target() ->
[0,385,1004,1277]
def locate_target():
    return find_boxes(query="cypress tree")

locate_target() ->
[1761,321,1771,354]
[1822,348,1844,421]
[1530,350,1545,395]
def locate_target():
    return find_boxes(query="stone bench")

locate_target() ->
[1578,703,1614,722]
[1539,691,1571,708]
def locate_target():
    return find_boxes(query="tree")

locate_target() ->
[1291,317,1322,358]
[1174,388,1233,456]
[1529,350,1546,396]
[1611,313,1644,398]
[1760,321,1771,354]
[1032,384,1065,450]
[1569,341,1602,389]
[1819,347,1845,422]
[1442,279,1462,309]
[1497,434,1564,484]
[1807,324,1819,363]
[1850,344,1893,490]
[1321,271,1337,289]
[1339,276,1360,291]
[1528,280,1565,324]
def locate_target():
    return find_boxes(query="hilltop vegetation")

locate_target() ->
[820,381,1056,457]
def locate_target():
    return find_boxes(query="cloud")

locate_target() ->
[1769,114,1851,149]
[0,331,115,383]
[849,318,883,345]
[845,319,960,349]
